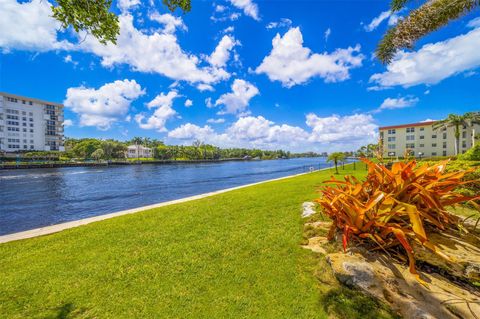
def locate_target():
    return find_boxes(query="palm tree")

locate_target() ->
[377,0,480,64]
[433,112,480,155]
[327,152,346,174]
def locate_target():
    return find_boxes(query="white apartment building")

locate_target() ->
[0,92,64,152]
[126,145,152,158]
[379,121,479,158]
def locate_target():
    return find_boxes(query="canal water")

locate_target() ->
[0,157,333,235]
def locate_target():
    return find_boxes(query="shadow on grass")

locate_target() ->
[46,303,89,319]
[320,287,400,319]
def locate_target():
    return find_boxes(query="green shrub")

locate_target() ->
[459,144,480,161]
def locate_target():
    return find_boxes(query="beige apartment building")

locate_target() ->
[379,121,479,158]
[0,92,64,152]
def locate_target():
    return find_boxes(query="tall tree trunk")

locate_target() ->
[473,128,476,147]
[454,125,460,156]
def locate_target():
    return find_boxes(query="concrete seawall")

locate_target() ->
[0,158,252,170]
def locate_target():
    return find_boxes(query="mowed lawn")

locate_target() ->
[0,165,394,318]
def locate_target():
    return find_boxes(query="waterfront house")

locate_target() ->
[126,145,152,158]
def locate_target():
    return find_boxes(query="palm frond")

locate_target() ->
[378,0,480,64]
[391,0,412,11]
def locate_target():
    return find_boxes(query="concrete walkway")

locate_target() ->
[0,167,330,244]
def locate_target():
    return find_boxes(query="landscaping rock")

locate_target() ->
[326,250,480,319]
[302,236,329,255]
[302,202,316,218]
[307,221,332,230]
[412,230,480,282]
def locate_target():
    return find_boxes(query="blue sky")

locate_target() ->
[0,0,479,152]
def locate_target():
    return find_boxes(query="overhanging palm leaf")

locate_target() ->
[377,0,480,64]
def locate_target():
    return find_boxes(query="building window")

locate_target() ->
[419,144,424,147]
[406,135,415,141]
[462,131,467,138]
[432,143,437,147]
[420,127,425,131]
[406,127,415,133]
[432,152,437,156]
[432,134,437,138]
[388,137,396,142]
[443,142,447,149]
[406,143,415,149]
[443,133,447,139]
[443,150,447,156]
[388,144,395,150]
[462,141,467,148]
[388,129,396,134]
[419,135,424,139]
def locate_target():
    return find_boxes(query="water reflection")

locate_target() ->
[0,158,332,235]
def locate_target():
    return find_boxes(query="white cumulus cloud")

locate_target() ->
[117,0,140,12]
[266,18,292,29]
[375,96,419,112]
[324,28,331,42]
[135,91,179,132]
[215,79,259,114]
[370,24,480,88]
[149,12,187,34]
[208,35,240,68]
[80,14,231,87]
[229,0,260,21]
[168,123,216,140]
[306,113,378,146]
[363,10,400,32]
[64,79,145,130]
[184,99,193,107]
[63,119,74,128]
[227,116,308,145]
[255,27,364,88]
[168,112,377,152]
[0,0,72,52]
[207,118,226,124]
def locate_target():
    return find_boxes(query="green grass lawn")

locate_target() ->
[0,165,399,319]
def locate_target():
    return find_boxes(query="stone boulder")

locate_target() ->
[326,250,480,319]
[302,202,316,218]
[412,230,480,283]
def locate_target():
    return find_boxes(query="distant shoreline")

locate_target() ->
[0,157,325,170]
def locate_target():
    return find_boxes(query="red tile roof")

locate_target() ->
[379,121,437,130]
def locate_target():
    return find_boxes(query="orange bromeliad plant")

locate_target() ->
[316,158,479,276]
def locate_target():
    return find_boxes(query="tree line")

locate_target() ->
[19,137,321,161]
